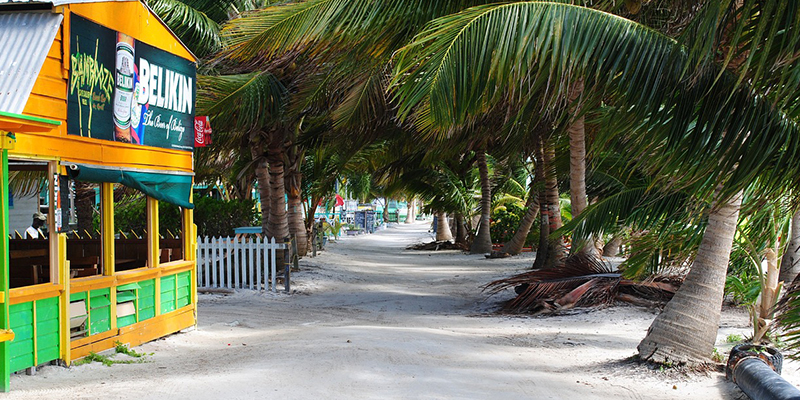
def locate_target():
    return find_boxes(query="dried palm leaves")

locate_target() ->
[485,254,679,314]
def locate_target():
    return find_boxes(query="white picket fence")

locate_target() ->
[196,236,286,292]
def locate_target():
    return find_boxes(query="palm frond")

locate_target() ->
[146,0,223,57]
[485,253,619,313]
[197,71,285,132]
[390,1,800,201]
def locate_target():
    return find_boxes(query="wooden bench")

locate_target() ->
[69,256,100,278]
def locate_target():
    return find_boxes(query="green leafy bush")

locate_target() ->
[192,195,259,237]
[490,203,538,247]
[111,194,259,238]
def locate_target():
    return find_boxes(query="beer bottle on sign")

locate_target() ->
[113,33,135,142]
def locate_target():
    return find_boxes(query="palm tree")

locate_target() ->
[147,0,285,237]
[780,210,800,283]
[218,0,507,248]
[389,1,800,365]
[502,178,539,256]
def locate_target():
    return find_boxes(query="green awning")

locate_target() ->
[66,164,194,209]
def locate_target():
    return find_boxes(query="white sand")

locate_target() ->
[6,222,799,399]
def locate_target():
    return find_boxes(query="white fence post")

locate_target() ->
[212,236,219,287]
[248,237,255,290]
[256,236,263,290]
[271,237,277,293]
[233,236,239,289]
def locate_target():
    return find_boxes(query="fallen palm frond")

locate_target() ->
[484,254,680,314]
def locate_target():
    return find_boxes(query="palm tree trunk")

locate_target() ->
[285,149,307,256]
[266,136,289,243]
[602,235,623,257]
[406,198,415,224]
[249,139,270,234]
[471,149,493,254]
[566,80,600,256]
[568,80,588,218]
[533,139,566,269]
[637,190,743,365]
[780,210,800,284]
[436,211,453,242]
[503,191,539,256]
[455,213,468,244]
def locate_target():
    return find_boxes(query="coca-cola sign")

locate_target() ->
[194,116,211,147]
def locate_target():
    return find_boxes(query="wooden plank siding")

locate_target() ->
[22,24,67,125]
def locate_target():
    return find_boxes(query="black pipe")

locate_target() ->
[732,357,800,400]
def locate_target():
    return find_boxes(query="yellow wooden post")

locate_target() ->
[101,183,114,274]
[57,234,70,366]
[101,183,116,331]
[149,198,161,316]
[182,198,197,323]
[147,197,159,268]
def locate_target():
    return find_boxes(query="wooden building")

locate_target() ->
[0,0,198,391]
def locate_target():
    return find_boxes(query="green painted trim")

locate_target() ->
[1,149,10,392]
[0,111,61,127]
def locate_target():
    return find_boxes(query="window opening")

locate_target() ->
[159,201,184,263]
[7,160,51,288]
[67,180,102,278]
[114,187,147,271]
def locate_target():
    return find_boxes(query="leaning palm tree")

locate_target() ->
[389,1,800,365]
[196,72,287,239]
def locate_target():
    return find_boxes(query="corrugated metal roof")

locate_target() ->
[0,12,62,114]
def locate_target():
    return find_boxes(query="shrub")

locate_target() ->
[111,194,259,238]
[491,203,539,248]
[193,195,259,237]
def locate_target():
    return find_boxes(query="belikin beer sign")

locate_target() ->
[67,14,196,151]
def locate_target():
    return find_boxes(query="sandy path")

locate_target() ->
[5,222,792,399]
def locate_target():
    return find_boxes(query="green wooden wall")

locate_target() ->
[9,296,60,373]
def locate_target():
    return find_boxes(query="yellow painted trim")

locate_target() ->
[0,330,14,343]
[116,268,159,285]
[70,276,114,294]
[66,262,194,294]
[174,271,178,307]
[9,284,63,305]
[190,223,197,323]
[70,306,194,360]
[101,183,114,275]
[69,328,116,348]
[109,285,117,331]
[0,134,14,151]
[58,235,70,365]
[147,198,158,268]
[32,300,38,365]
[0,115,59,135]
[85,294,90,335]
[8,132,194,174]
[160,260,193,275]
[58,7,70,77]
[0,292,5,304]
[134,288,139,323]
[154,273,161,317]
